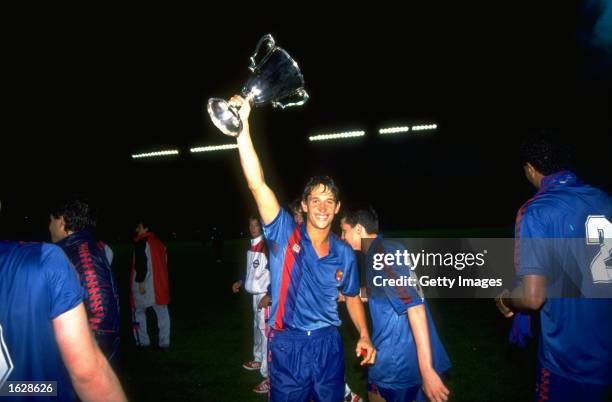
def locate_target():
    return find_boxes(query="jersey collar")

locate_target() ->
[540,170,577,192]
[300,224,339,260]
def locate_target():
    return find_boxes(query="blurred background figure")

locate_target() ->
[131,219,171,349]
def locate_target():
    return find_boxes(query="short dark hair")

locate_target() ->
[51,197,96,232]
[289,198,303,214]
[302,176,340,203]
[248,215,261,225]
[520,131,572,175]
[343,206,379,234]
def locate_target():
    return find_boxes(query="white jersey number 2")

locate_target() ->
[585,215,612,284]
[0,324,14,388]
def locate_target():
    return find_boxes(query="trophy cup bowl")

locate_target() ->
[207,34,309,136]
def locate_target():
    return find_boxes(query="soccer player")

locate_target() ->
[495,133,612,402]
[0,201,126,402]
[295,205,363,402]
[131,219,171,349]
[229,95,375,402]
[49,198,121,365]
[231,216,271,394]
[341,207,451,402]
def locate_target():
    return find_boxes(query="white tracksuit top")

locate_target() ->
[244,235,270,295]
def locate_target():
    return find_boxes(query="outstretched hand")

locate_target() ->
[228,95,252,134]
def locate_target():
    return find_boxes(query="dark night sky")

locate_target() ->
[1,3,610,242]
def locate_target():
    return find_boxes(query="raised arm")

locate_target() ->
[229,95,280,224]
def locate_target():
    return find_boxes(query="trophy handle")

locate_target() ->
[271,88,310,109]
[249,34,276,72]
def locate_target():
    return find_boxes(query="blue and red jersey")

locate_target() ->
[366,236,451,389]
[515,171,612,385]
[263,208,359,331]
[57,230,120,336]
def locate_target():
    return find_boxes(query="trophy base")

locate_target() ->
[207,98,243,137]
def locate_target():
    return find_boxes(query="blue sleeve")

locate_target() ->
[263,208,296,256]
[516,208,551,277]
[42,244,85,320]
[340,248,359,296]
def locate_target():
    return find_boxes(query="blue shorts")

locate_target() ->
[368,382,420,402]
[269,326,344,402]
[535,364,612,402]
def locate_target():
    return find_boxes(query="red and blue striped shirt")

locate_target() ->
[264,208,359,331]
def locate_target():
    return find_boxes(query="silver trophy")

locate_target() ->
[207,34,309,136]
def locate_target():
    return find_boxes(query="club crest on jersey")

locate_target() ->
[292,244,301,254]
[253,259,260,269]
[335,269,343,282]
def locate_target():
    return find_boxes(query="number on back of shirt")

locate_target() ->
[585,215,612,284]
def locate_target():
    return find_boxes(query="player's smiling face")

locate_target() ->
[302,185,340,231]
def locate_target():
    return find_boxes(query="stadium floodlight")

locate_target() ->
[411,123,437,131]
[190,144,239,153]
[131,149,180,159]
[379,126,411,135]
[308,131,365,142]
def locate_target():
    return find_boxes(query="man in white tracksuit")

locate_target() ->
[131,221,171,349]
[232,216,271,394]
